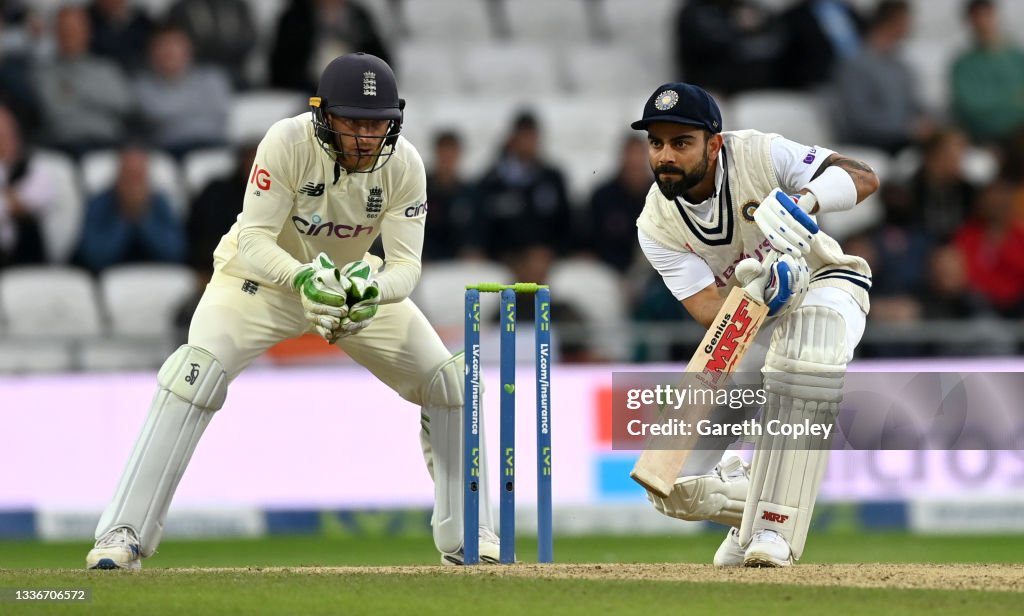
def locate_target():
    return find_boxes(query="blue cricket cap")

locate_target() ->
[631,82,723,133]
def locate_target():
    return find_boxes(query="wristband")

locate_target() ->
[802,166,858,214]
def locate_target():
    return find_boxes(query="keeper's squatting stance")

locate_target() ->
[86,53,499,569]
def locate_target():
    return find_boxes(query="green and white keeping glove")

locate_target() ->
[339,259,380,327]
[292,252,350,342]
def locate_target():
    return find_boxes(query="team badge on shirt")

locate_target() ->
[366,186,383,218]
[741,201,759,223]
[654,90,679,110]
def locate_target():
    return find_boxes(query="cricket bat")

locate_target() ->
[630,286,769,497]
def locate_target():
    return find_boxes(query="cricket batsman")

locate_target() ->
[631,83,877,566]
[86,53,499,568]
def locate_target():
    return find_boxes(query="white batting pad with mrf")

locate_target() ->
[740,305,846,561]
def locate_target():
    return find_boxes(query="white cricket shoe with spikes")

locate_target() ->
[86,527,142,570]
[713,527,747,567]
[744,529,794,567]
[440,526,502,565]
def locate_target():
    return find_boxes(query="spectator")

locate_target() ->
[422,130,476,261]
[185,143,256,280]
[674,0,784,96]
[269,0,391,92]
[951,0,1024,145]
[906,128,976,242]
[470,110,573,261]
[166,0,256,88]
[0,105,54,267]
[778,0,864,90]
[134,23,231,159]
[832,0,933,154]
[583,134,651,273]
[952,178,1024,317]
[74,146,186,274]
[33,5,134,158]
[87,0,154,74]
[0,4,42,138]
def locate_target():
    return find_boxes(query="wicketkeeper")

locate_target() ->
[86,53,499,569]
[632,83,877,566]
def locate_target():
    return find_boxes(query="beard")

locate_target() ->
[653,146,710,201]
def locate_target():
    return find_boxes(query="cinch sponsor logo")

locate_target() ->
[404,201,428,217]
[762,510,789,524]
[803,147,817,164]
[292,214,374,238]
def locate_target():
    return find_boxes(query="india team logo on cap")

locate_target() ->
[654,89,679,111]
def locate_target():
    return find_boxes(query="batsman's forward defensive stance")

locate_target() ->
[632,83,877,566]
[86,53,499,569]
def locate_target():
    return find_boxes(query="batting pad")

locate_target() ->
[740,306,847,560]
[95,345,227,557]
[423,354,494,554]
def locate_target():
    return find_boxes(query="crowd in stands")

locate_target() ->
[1,0,1023,365]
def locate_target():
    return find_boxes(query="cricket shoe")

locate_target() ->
[441,527,502,565]
[86,527,142,570]
[713,527,746,567]
[743,529,794,568]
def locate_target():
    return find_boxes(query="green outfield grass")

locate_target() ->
[1,534,1021,615]
[2,532,1023,568]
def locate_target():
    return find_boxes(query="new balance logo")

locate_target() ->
[299,182,325,197]
[761,511,789,524]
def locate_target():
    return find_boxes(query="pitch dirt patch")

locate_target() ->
[173,564,1023,593]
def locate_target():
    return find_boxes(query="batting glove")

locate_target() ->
[735,250,809,317]
[753,189,820,257]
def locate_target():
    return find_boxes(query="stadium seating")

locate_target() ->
[548,258,629,361]
[228,90,308,145]
[182,148,238,198]
[33,149,84,264]
[79,149,188,221]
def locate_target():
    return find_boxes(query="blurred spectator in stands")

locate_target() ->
[469,110,573,262]
[0,5,42,138]
[269,0,391,93]
[832,0,933,154]
[34,5,134,158]
[74,146,186,274]
[167,0,256,88]
[951,178,1024,317]
[134,23,231,159]
[0,105,53,268]
[906,128,976,242]
[778,0,864,90]
[88,0,153,74]
[185,143,256,281]
[999,128,1024,223]
[951,0,1024,145]
[674,0,784,96]
[422,130,476,262]
[582,135,651,273]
